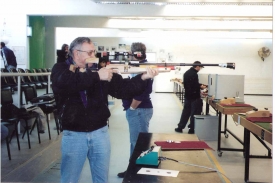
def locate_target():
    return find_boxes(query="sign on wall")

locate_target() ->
[12,46,25,64]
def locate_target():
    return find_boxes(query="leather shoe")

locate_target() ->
[175,128,183,133]
[117,171,126,178]
[38,130,45,134]
[188,129,195,134]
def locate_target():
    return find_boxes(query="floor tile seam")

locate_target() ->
[2,137,61,179]
[205,149,230,183]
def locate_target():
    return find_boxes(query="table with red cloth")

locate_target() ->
[232,113,272,182]
[123,133,225,183]
[205,97,255,156]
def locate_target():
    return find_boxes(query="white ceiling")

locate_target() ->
[92,0,272,3]
[2,0,272,33]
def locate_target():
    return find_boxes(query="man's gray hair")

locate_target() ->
[69,37,92,58]
[131,42,146,60]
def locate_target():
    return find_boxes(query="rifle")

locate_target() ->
[86,58,235,74]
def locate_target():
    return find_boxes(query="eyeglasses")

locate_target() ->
[76,49,97,56]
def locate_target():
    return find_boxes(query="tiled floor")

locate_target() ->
[1,89,273,183]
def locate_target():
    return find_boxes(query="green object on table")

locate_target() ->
[255,122,272,132]
[136,146,161,166]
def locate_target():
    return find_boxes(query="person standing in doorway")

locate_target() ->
[175,61,206,134]
[98,57,108,69]
[0,42,17,70]
[117,42,154,178]
[57,44,69,63]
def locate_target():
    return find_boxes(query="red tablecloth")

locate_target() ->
[220,103,253,107]
[246,116,272,123]
[154,141,213,150]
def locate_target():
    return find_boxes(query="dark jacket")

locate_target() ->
[56,50,68,63]
[122,79,153,110]
[183,67,201,99]
[122,59,153,110]
[1,46,17,68]
[51,59,148,132]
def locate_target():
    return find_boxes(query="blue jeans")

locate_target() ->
[61,126,110,183]
[126,108,153,156]
[6,65,16,71]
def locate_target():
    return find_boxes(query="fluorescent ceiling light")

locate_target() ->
[106,19,272,31]
[56,28,272,39]
[92,1,272,6]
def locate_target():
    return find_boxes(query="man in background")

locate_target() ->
[175,61,206,134]
[0,42,17,70]
[57,43,69,63]
[117,42,154,178]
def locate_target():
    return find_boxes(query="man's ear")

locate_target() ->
[73,49,79,59]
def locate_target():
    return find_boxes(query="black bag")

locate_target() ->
[1,104,29,120]
[30,93,55,105]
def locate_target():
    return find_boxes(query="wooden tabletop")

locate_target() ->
[232,114,272,144]
[206,97,254,115]
[123,133,225,183]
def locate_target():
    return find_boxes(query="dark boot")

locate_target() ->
[175,128,183,133]
[117,171,127,178]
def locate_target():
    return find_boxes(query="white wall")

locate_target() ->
[55,29,272,94]
[0,14,28,69]
[1,1,273,95]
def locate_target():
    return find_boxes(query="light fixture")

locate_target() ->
[92,1,272,6]
[27,26,32,37]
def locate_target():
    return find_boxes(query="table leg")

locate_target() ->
[206,103,209,115]
[217,111,222,156]
[244,128,250,182]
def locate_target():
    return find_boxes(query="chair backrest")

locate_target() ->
[1,89,30,120]
[23,86,38,104]
[1,68,8,73]
[11,68,28,84]
[25,69,36,83]
[9,68,18,73]
[0,68,16,85]
[17,68,29,83]
[32,68,44,82]
[17,68,25,73]
[39,68,48,81]
[1,89,13,105]
[8,68,19,84]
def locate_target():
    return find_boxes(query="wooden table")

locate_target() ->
[123,133,226,183]
[232,113,272,182]
[171,79,184,103]
[205,97,255,156]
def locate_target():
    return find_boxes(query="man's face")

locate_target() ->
[73,42,96,68]
[100,62,106,67]
[195,66,203,72]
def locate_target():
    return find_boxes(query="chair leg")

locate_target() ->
[46,115,51,140]
[15,122,20,151]
[6,137,11,160]
[22,129,26,139]
[30,119,37,135]
[35,117,41,144]
[53,111,60,135]
[9,130,16,143]
[25,120,31,149]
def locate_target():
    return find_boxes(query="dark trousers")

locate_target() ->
[177,98,203,130]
